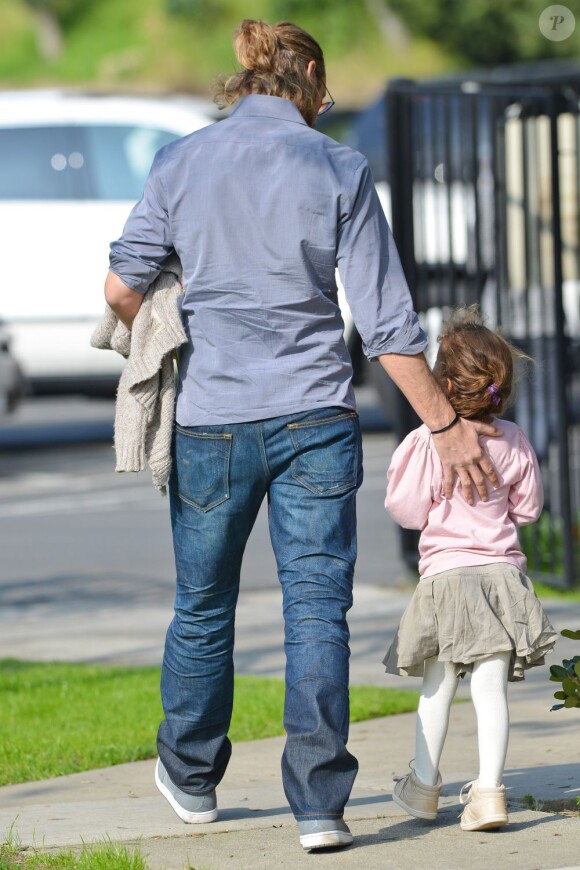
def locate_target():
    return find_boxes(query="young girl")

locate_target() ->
[383,307,558,832]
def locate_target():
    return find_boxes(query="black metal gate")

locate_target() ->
[383,64,580,587]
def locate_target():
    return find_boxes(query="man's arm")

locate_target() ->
[105,272,144,330]
[379,352,499,504]
[105,149,174,329]
[334,156,497,502]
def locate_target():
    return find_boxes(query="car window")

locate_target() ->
[83,125,178,199]
[0,124,179,201]
[0,127,83,200]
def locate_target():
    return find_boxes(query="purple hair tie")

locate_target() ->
[488,384,501,406]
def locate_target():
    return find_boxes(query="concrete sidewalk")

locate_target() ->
[1,594,579,869]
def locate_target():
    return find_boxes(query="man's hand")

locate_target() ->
[378,351,500,504]
[432,416,499,503]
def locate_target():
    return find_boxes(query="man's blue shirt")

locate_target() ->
[109,94,427,425]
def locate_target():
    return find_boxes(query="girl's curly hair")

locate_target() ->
[433,306,530,423]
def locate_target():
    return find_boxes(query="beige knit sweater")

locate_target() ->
[91,257,187,492]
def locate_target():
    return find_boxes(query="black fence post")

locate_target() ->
[548,101,576,586]
[386,80,422,567]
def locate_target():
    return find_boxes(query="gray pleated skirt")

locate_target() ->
[383,563,558,682]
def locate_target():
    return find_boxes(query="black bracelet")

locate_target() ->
[431,413,460,435]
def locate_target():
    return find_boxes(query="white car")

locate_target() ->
[0,321,24,415]
[0,90,218,394]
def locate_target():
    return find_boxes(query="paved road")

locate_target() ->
[0,394,415,663]
[0,401,405,586]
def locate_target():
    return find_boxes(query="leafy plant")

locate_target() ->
[549,629,580,711]
[23,0,86,28]
[522,793,544,812]
[522,793,535,807]
[165,0,224,20]
[519,510,565,576]
[384,0,580,65]
[21,0,89,62]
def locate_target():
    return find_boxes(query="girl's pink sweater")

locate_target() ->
[385,418,543,579]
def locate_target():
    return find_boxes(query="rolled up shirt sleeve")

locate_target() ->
[109,152,174,294]
[337,157,427,360]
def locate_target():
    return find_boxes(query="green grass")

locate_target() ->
[532,581,580,600]
[0,660,163,786]
[0,832,147,869]
[0,660,419,787]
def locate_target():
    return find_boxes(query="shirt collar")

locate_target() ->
[230,94,308,127]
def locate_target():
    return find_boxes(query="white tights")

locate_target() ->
[413,652,510,789]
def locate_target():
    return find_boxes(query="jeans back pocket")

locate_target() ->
[174,426,232,512]
[287,411,360,496]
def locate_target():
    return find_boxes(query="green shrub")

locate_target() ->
[549,629,580,711]
[165,0,224,20]
[23,0,86,28]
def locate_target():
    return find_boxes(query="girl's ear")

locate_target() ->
[445,378,454,395]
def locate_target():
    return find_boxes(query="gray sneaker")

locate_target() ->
[155,758,218,824]
[298,818,353,851]
[392,766,442,820]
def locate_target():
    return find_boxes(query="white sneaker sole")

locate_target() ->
[392,790,437,820]
[300,830,353,851]
[155,761,218,824]
[461,814,508,831]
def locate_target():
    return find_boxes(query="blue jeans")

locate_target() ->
[157,407,363,820]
